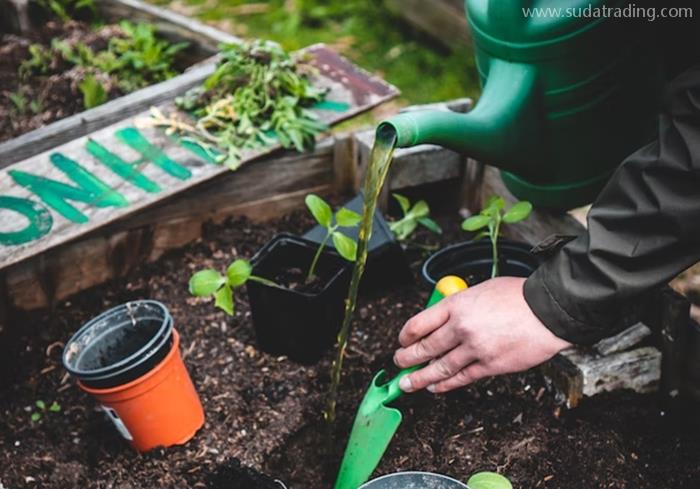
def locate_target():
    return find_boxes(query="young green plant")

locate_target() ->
[389,193,442,241]
[30,400,61,422]
[461,196,532,278]
[305,194,361,282]
[189,259,277,316]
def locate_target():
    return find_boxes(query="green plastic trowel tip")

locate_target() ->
[467,472,513,489]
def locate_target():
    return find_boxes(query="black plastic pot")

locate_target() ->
[303,193,412,293]
[422,239,540,287]
[63,300,173,389]
[247,233,350,364]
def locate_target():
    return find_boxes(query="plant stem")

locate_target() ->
[490,215,501,278]
[248,275,280,288]
[307,230,331,282]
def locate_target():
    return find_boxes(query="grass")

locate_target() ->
[153,0,480,105]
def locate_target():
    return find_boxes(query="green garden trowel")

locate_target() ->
[334,276,468,489]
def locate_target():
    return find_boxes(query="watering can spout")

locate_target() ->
[377,59,539,176]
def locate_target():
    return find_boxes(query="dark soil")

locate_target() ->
[272,267,326,294]
[0,20,121,143]
[1,205,699,489]
[0,18,190,144]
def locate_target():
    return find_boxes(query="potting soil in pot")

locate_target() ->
[1,206,699,488]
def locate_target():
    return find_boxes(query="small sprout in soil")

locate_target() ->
[461,196,532,278]
[37,0,95,21]
[79,74,107,109]
[141,39,328,170]
[389,193,442,241]
[305,194,361,281]
[31,400,61,422]
[189,259,278,316]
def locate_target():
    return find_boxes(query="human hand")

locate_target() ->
[394,277,572,393]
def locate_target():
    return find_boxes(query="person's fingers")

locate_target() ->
[426,362,490,393]
[398,302,450,348]
[394,321,460,369]
[398,346,476,392]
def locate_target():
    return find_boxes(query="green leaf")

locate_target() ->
[79,74,107,109]
[392,193,410,214]
[410,200,430,219]
[31,412,42,422]
[473,230,490,241]
[332,231,357,262]
[35,400,46,410]
[48,401,61,413]
[467,471,513,489]
[335,207,362,227]
[189,269,226,297]
[418,217,442,234]
[305,194,332,228]
[393,219,417,240]
[226,259,252,287]
[502,201,533,223]
[462,215,490,231]
[485,196,506,211]
[214,284,234,315]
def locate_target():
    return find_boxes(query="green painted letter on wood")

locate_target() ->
[9,153,128,224]
[0,196,53,245]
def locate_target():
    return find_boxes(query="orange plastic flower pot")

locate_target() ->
[80,329,204,452]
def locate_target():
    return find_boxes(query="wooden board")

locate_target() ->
[0,45,398,276]
[0,0,239,167]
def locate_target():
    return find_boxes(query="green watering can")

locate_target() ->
[335,276,469,489]
[379,0,664,209]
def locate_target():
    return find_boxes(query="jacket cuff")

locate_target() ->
[523,267,610,345]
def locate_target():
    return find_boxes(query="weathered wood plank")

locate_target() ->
[384,0,470,51]
[0,0,238,167]
[3,141,337,310]
[0,45,398,275]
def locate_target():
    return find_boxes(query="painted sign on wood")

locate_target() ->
[0,45,398,271]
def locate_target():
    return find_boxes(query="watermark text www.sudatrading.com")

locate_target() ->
[522,4,693,22]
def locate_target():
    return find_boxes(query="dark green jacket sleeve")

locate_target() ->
[524,66,700,344]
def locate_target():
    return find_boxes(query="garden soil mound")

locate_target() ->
[0,205,698,488]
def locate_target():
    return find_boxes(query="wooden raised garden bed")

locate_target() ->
[0,0,237,167]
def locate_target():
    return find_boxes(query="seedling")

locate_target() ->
[189,259,277,316]
[30,400,61,422]
[37,0,95,21]
[389,193,442,241]
[189,194,359,314]
[305,194,361,281]
[461,196,532,278]
[79,74,107,109]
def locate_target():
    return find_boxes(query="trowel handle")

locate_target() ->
[387,276,468,403]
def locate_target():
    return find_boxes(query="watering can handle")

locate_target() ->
[387,276,468,402]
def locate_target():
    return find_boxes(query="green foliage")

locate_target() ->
[19,22,187,109]
[37,0,95,21]
[461,196,532,278]
[30,400,61,422]
[305,194,361,281]
[19,44,53,79]
[389,193,442,241]
[146,39,328,170]
[79,74,107,109]
[189,259,275,316]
